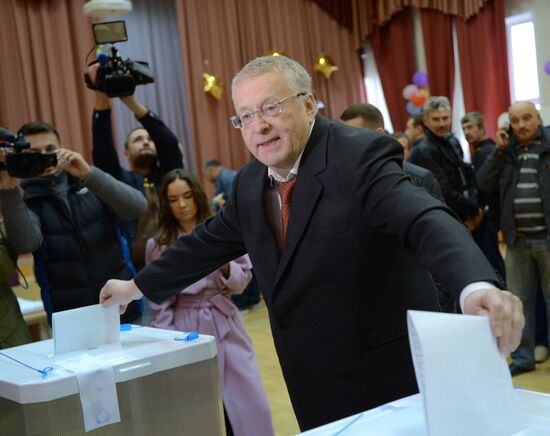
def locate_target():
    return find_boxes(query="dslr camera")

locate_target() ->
[0,128,57,178]
[84,21,154,97]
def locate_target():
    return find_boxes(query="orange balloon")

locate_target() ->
[411,91,427,108]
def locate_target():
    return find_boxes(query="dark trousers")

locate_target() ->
[224,404,234,436]
[536,285,549,347]
[472,218,506,285]
[231,270,260,310]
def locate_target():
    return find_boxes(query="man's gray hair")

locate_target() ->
[231,56,313,101]
[423,96,451,114]
[461,111,485,129]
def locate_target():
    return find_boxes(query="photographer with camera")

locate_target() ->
[90,66,184,272]
[0,123,147,324]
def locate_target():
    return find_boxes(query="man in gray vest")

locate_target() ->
[0,122,147,323]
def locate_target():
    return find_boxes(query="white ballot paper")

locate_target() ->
[57,353,121,432]
[407,310,525,436]
[52,304,120,355]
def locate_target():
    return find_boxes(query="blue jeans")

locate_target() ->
[506,236,550,368]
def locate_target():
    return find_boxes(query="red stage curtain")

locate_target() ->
[421,9,455,100]
[456,0,510,138]
[351,0,489,47]
[370,8,415,131]
[0,0,96,159]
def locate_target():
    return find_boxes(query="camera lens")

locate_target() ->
[7,153,44,178]
[15,155,34,173]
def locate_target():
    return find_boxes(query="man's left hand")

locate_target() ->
[463,287,524,356]
[56,148,91,180]
[213,193,226,209]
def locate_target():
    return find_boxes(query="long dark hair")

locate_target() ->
[155,169,213,246]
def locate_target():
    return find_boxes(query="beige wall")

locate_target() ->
[505,0,550,122]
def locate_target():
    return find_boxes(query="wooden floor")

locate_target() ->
[242,303,300,435]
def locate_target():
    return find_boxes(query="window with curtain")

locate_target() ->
[362,41,394,132]
[506,12,540,106]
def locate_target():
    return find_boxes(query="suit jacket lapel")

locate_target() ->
[273,116,329,297]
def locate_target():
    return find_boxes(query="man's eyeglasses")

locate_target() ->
[230,92,306,129]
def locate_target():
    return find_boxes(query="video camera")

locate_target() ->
[0,128,57,178]
[84,21,154,97]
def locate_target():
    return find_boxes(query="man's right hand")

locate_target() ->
[56,149,91,180]
[0,170,20,190]
[0,150,20,190]
[100,279,144,315]
[87,64,111,110]
[463,287,524,356]
[496,124,511,150]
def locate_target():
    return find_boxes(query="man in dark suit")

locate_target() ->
[100,56,523,431]
[340,103,457,313]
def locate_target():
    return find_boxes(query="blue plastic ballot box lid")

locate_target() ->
[0,326,217,404]
[299,390,550,436]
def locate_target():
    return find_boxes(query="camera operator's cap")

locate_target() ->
[84,0,132,17]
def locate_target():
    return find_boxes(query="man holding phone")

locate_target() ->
[477,101,550,376]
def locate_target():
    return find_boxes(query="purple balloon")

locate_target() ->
[412,71,428,88]
[406,101,422,115]
[544,60,550,76]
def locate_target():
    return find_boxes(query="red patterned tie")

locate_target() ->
[278,178,297,249]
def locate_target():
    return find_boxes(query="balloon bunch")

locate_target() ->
[402,72,429,115]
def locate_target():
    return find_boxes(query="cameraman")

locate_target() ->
[91,80,184,271]
[0,122,147,324]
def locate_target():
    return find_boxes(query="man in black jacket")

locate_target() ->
[409,96,481,230]
[92,90,184,271]
[461,111,505,282]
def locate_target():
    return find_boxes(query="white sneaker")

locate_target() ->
[534,345,548,363]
